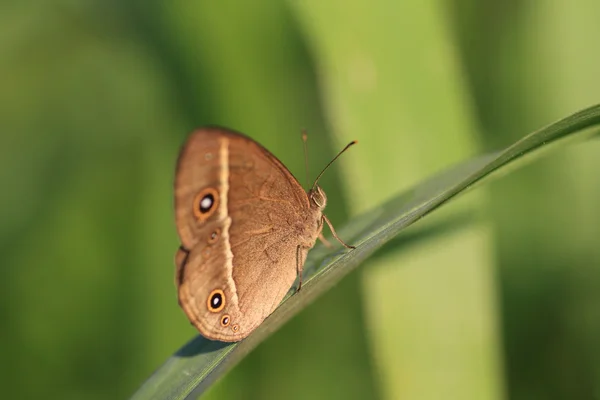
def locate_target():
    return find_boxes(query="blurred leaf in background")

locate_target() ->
[1,1,599,399]
[451,0,600,398]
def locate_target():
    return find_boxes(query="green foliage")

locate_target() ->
[132,107,600,399]
[2,1,600,400]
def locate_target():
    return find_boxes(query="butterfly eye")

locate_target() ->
[310,186,327,208]
[193,188,219,221]
[207,289,225,312]
[207,228,221,244]
[220,314,230,327]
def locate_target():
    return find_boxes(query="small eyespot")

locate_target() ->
[241,160,254,172]
[208,228,221,244]
[193,188,219,221]
[220,315,230,327]
[207,289,225,313]
[232,324,240,333]
[202,248,211,258]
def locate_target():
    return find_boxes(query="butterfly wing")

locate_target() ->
[174,127,321,341]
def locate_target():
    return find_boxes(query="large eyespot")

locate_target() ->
[207,228,221,244]
[207,289,225,312]
[220,314,230,327]
[193,188,219,221]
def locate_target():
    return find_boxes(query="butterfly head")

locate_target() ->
[308,185,327,210]
[307,139,356,212]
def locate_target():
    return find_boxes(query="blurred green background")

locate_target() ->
[2,1,600,399]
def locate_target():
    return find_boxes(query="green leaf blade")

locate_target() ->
[131,104,600,400]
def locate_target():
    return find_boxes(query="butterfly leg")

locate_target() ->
[296,245,304,292]
[318,232,333,248]
[322,214,356,249]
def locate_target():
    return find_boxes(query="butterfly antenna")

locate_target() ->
[312,139,358,190]
[302,129,310,190]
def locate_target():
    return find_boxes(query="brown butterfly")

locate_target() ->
[174,127,355,342]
